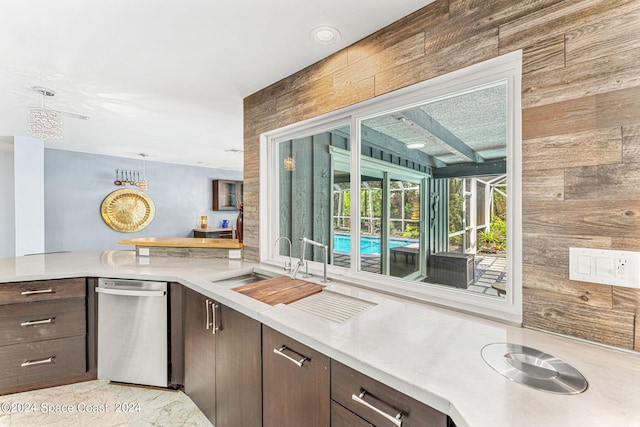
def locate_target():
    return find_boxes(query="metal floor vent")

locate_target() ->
[288,291,376,323]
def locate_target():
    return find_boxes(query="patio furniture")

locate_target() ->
[391,243,419,266]
[428,252,475,289]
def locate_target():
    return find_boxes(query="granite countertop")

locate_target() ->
[1,251,639,427]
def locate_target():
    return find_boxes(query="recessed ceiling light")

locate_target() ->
[406,142,425,149]
[310,26,341,45]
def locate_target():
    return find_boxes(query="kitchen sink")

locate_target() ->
[211,272,276,289]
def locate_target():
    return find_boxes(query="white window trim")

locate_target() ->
[260,50,523,324]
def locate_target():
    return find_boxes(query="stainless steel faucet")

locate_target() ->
[291,237,329,283]
[273,236,292,272]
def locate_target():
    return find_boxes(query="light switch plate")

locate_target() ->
[569,247,640,288]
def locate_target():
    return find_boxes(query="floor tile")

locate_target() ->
[0,381,212,427]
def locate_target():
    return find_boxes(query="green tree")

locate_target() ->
[403,199,420,238]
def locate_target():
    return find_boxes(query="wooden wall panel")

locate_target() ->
[623,124,640,163]
[565,9,640,65]
[347,2,450,65]
[243,0,640,351]
[523,295,635,348]
[521,50,640,109]
[520,34,565,75]
[565,162,640,200]
[499,0,639,53]
[521,169,564,201]
[613,288,640,352]
[523,200,640,237]
[522,86,640,140]
[522,127,622,171]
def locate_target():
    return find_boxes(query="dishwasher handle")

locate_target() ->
[95,287,166,297]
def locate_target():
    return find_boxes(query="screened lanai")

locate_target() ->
[277,81,509,297]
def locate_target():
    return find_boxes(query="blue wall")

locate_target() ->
[44,150,242,252]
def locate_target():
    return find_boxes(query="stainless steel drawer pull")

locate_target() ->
[273,345,309,368]
[205,299,211,330]
[95,287,165,297]
[21,357,54,367]
[211,303,220,335]
[21,289,54,296]
[352,390,403,427]
[21,318,55,327]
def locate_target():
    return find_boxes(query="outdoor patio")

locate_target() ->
[332,251,506,297]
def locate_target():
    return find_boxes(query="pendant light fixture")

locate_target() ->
[137,153,149,190]
[27,86,63,140]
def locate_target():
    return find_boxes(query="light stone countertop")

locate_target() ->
[1,251,639,427]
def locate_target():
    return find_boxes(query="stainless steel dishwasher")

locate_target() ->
[96,278,168,388]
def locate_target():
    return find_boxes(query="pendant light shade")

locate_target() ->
[27,87,63,140]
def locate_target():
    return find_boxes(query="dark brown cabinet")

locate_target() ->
[183,287,217,422]
[262,326,330,427]
[183,287,261,427]
[331,400,374,427]
[331,360,449,427]
[215,304,262,427]
[0,278,90,395]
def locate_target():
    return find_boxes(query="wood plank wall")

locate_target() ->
[244,0,640,351]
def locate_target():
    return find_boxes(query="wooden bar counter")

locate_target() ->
[118,237,242,258]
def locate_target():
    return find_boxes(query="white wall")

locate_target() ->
[44,150,242,252]
[0,144,16,258]
[14,136,45,256]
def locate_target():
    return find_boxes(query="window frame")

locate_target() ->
[260,51,523,323]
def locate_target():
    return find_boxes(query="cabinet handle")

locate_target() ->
[21,357,54,367]
[273,345,309,368]
[352,390,403,427]
[21,289,54,296]
[211,303,220,335]
[205,300,212,330]
[21,318,55,327]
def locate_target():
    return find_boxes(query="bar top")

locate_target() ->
[118,237,242,249]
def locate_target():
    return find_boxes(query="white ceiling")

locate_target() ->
[0,0,434,171]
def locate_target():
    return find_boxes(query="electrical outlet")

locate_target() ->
[615,258,630,280]
[569,248,640,289]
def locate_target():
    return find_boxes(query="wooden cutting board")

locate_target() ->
[233,276,323,305]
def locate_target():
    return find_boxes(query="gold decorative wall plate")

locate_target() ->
[101,189,155,232]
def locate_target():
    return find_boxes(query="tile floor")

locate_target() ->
[0,380,212,427]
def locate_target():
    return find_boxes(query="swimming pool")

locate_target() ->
[334,233,417,255]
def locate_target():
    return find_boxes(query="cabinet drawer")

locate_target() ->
[0,335,86,389]
[0,298,86,346]
[0,278,86,305]
[331,360,447,427]
[332,400,373,427]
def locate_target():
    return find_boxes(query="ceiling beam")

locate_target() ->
[332,126,446,170]
[396,108,485,163]
[432,159,505,179]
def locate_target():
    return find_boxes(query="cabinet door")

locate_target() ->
[215,305,262,427]
[183,288,216,423]
[263,326,330,427]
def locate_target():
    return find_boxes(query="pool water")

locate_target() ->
[334,233,416,255]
